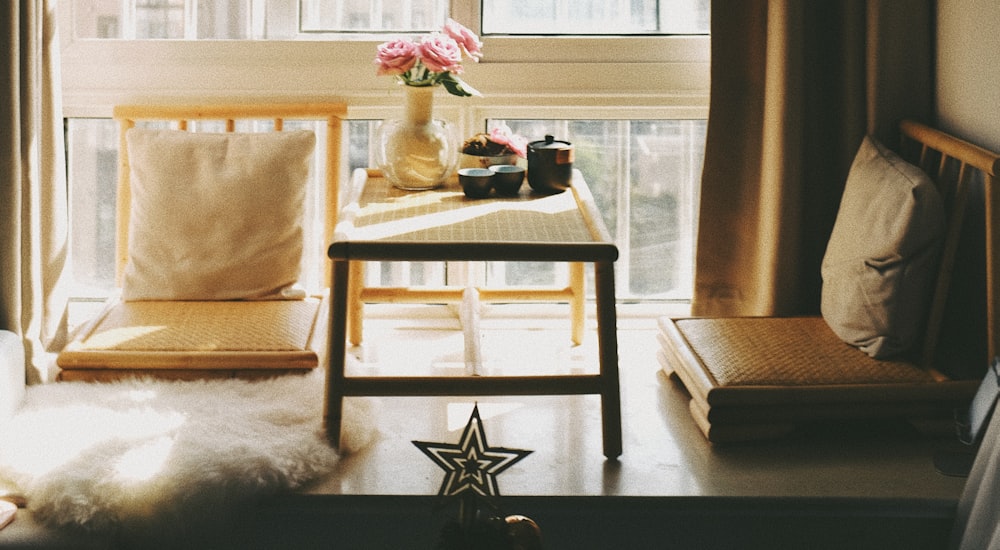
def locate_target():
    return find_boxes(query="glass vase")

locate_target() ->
[374,85,459,190]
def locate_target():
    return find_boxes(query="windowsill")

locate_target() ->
[21,300,966,549]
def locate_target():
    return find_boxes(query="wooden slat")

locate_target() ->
[900,120,1000,371]
[340,374,605,397]
[57,350,319,370]
[986,172,999,361]
[112,102,348,121]
[114,118,135,285]
[920,161,973,372]
[901,119,1000,177]
[359,286,576,303]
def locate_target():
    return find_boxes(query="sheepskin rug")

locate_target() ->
[0,369,373,537]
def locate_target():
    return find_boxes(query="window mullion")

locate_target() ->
[184,0,197,39]
[616,120,632,296]
[121,0,136,39]
[251,0,265,39]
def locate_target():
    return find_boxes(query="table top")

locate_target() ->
[329,168,619,263]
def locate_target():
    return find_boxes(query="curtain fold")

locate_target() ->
[691,0,933,317]
[950,397,1000,550]
[1,0,69,384]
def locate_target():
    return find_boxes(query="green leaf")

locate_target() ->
[439,73,481,98]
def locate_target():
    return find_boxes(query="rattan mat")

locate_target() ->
[352,182,594,243]
[76,299,321,352]
[672,317,936,387]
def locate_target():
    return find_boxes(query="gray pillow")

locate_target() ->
[820,135,945,359]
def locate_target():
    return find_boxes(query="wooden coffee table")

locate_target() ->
[325,168,622,459]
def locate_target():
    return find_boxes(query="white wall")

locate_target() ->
[936,0,1000,151]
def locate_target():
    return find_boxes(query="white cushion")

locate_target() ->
[122,129,315,301]
[821,135,945,359]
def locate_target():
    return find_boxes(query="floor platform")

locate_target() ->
[281,306,967,549]
[1,306,971,549]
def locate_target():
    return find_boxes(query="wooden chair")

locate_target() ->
[659,120,1000,442]
[57,103,346,381]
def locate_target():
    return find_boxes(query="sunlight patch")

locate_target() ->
[114,436,175,483]
[0,405,185,478]
[447,401,523,431]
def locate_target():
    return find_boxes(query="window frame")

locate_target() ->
[58,2,709,312]
[58,12,710,121]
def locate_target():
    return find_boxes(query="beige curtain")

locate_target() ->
[692,0,933,316]
[0,0,69,384]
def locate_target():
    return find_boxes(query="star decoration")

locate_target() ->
[413,404,532,497]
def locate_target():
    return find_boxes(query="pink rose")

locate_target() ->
[444,18,482,61]
[418,34,464,74]
[489,125,528,157]
[374,38,419,76]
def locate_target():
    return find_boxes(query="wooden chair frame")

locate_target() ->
[658,120,1000,442]
[113,103,346,288]
[57,102,347,381]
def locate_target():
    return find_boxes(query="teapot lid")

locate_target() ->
[529,135,572,150]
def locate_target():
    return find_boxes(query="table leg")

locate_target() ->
[595,260,622,459]
[570,262,585,345]
[348,260,365,345]
[324,259,350,450]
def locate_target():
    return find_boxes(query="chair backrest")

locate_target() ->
[898,120,1000,374]
[112,102,347,290]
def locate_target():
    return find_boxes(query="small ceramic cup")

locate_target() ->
[490,164,526,196]
[458,167,494,199]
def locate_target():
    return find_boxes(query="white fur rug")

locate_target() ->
[0,369,373,536]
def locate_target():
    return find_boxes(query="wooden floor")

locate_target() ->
[2,304,972,549]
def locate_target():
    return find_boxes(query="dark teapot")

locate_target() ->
[527,135,574,194]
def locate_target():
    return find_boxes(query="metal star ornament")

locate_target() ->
[413,404,532,497]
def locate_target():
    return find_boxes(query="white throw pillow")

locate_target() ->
[122,129,316,301]
[821,135,945,359]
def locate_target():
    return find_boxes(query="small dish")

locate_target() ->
[490,164,525,196]
[458,167,494,199]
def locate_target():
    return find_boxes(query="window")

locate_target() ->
[488,119,704,300]
[482,0,708,35]
[68,0,708,39]
[60,0,709,306]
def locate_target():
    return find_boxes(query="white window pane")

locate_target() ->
[67,0,707,39]
[67,119,118,298]
[72,0,123,38]
[347,120,446,287]
[72,0,256,39]
[482,0,709,35]
[65,116,704,302]
[487,119,706,301]
[299,0,448,33]
[196,0,252,39]
[136,0,185,38]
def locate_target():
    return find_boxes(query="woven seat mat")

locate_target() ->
[72,298,322,352]
[352,182,594,243]
[668,317,935,387]
[658,316,977,442]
